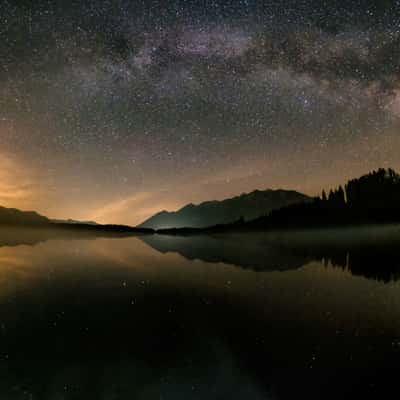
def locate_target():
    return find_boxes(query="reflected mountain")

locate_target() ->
[141,232,313,271]
[139,189,311,229]
[141,225,400,282]
[0,225,152,248]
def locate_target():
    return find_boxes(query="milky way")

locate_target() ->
[0,1,400,224]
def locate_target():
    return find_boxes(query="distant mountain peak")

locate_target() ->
[0,206,49,226]
[51,218,98,225]
[138,189,311,229]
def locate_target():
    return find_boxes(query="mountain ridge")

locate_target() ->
[156,168,400,234]
[0,206,153,235]
[0,206,50,225]
[139,189,312,229]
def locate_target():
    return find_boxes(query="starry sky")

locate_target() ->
[1,0,400,225]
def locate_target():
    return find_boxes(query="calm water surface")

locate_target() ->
[1,226,400,399]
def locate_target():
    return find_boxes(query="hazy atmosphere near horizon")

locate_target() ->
[1,0,400,225]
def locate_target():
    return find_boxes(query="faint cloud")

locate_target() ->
[0,154,36,208]
[89,191,176,225]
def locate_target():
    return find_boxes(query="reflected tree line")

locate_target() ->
[320,248,400,283]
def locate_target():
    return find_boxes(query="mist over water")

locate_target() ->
[0,226,400,399]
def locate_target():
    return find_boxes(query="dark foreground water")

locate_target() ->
[1,225,400,399]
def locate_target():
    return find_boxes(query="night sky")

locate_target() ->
[1,0,399,225]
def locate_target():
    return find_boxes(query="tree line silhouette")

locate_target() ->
[157,168,400,234]
[241,168,400,229]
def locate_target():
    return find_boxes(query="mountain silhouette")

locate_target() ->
[139,189,311,229]
[0,206,153,234]
[0,206,49,225]
[51,218,98,225]
[157,168,400,233]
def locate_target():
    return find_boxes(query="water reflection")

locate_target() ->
[0,226,399,399]
[141,225,400,282]
[0,226,149,248]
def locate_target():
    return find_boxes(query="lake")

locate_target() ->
[0,225,400,399]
